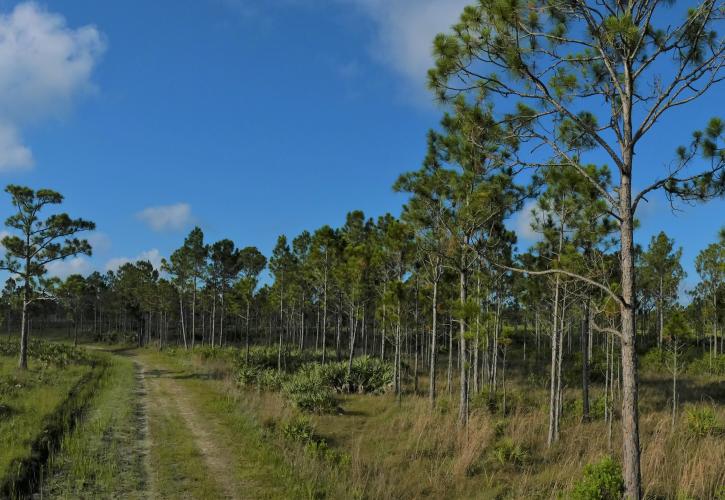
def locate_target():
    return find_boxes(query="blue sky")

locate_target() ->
[0,0,722,294]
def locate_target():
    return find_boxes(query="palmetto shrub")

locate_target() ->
[571,456,624,500]
[347,356,393,394]
[685,405,722,438]
[283,364,338,414]
[312,357,393,394]
[282,415,316,443]
[0,339,89,367]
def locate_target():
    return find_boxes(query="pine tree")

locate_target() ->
[0,185,95,369]
[429,2,723,494]
[640,232,686,347]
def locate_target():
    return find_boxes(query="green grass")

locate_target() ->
[42,352,147,499]
[0,354,93,489]
[141,350,336,499]
[145,371,228,499]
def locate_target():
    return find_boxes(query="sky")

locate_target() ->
[0,0,721,295]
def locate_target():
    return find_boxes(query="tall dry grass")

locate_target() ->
[170,349,725,499]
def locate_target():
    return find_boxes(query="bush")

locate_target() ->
[571,456,624,500]
[283,365,338,413]
[687,353,725,376]
[316,362,348,392]
[239,346,324,374]
[347,356,393,394]
[0,338,90,367]
[436,397,451,415]
[491,438,528,468]
[282,415,316,443]
[685,406,722,437]
[308,357,393,394]
[568,395,606,421]
[257,369,286,392]
[235,365,287,391]
[641,348,668,372]
[193,346,237,362]
[280,415,350,467]
[235,365,260,387]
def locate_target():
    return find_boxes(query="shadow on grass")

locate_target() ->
[170,372,222,381]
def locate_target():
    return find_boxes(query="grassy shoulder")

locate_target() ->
[42,350,147,499]
[0,339,96,495]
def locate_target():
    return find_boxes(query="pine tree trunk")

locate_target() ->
[347,303,356,391]
[582,301,590,422]
[620,170,642,499]
[192,281,197,348]
[245,300,251,362]
[548,273,561,447]
[671,345,677,430]
[429,279,438,408]
[447,317,453,396]
[322,270,328,363]
[458,266,468,426]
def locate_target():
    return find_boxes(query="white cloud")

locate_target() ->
[511,200,542,245]
[87,232,112,254]
[347,0,468,98]
[105,249,162,272]
[0,123,33,171]
[46,256,91,278]
[0,2,105,171]
[137,203,193,232]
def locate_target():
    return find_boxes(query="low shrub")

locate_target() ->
[235,365,260,387]
[640,347,668,372]
[239,346,324,374]
[347,356,393,394]
[235,365,287,391]
[282,415,316,443]
[571,456,624,500]
[491,438,528,468]
[304,441,351,467]
[0,339,90,367]
[687,353,725,376]
[257,369,286,392]
[568,395,607,421]
[192,346,237,363]
[300,357,393,394]
[316,362,348,392]
[684,406,722,437]
[283,365,338,413]
[436,397,451,415]
[280,414,350,467]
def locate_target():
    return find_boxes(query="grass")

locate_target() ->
[140,350,335,499]
[41,351,147,499]
[0,353,93,495]
[4,333,721,498]
[162,345,725,499]
[145,373,228,499]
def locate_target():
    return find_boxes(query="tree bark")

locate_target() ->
[458,265,468,426]
[582,301,590,422]
[620,171,642,499]
[429,279,438,409]
[19,297,28,369]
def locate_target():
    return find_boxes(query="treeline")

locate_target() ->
[2,213,722,382]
